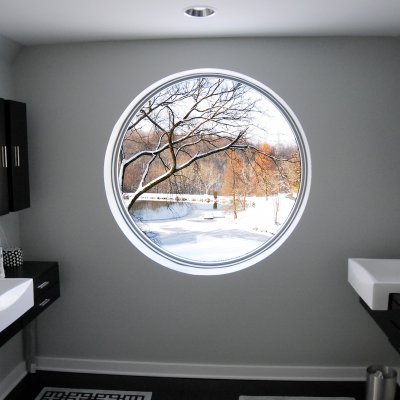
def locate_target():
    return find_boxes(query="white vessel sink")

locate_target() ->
[348,258,400,310]
[0,278,34,332]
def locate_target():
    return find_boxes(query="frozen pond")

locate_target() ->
[130,200,273,263]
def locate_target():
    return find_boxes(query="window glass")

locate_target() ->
[105,70,311,274]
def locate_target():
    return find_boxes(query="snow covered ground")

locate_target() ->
[125,193,296,263]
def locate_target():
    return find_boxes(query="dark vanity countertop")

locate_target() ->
[0,261,60,347]
[5,261,58,279]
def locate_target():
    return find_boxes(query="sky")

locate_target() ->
[126,76,298,149]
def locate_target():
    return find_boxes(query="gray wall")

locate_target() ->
[14,38,400,371]
[0,34,24,387]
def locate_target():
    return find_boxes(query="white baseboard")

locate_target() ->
[37,357,368,381]
[0,361,27,400]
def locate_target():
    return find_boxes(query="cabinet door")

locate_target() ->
[0,99,9,215]
[5,100,30,211]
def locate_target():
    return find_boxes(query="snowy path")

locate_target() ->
[136,202,272,262]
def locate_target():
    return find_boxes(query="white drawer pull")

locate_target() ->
[39,298,51,307]
[37,281,50,289]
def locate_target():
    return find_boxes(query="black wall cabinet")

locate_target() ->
[0,99,8,215]
[0,99,30,215]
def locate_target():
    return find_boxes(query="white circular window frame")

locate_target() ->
[104,68,311,275]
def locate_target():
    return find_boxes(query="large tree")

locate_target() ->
[252,143,281,199]
[119,77,290,211]
[221,150,245,219]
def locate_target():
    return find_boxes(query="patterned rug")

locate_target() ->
[34,387,152,400]
[239,397,355,400]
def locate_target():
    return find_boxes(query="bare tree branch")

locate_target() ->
[118,76,299,211]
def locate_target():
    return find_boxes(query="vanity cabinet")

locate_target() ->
[0,261,60,347]
[0,99,9,215]
[0,99,30,215]
[360,297,400,355]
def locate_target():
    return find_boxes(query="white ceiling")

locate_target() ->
[1,0,400,46]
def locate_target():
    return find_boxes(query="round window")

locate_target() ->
[104,69,311,275]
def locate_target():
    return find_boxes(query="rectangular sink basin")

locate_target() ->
[348,258,400,310]
[0,278,33,332]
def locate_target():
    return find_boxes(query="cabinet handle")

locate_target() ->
[14,146,20,167]
[1,146,7,168]
[37,281,50,289]
[39,298,51,307]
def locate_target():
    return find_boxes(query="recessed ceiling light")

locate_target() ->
[184,6,216,18]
